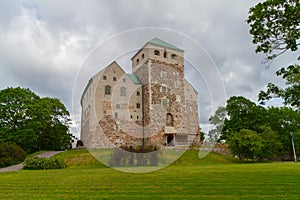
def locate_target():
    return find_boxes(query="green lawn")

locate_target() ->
[0,150,299,199]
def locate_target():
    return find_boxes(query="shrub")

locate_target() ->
[23,157,66,170]
[109,145,161,167]
[0,143,26,168]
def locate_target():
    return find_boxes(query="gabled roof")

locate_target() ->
[126,74,142,84]
[147,38,184,52]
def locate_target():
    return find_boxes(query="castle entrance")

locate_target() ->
[166,134,174,146]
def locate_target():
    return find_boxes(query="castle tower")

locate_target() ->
[131,38,199,146]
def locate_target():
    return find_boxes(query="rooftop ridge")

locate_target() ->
[147,37,184,52]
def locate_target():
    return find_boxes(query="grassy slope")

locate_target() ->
[0,150,299,199]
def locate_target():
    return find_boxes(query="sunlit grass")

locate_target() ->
[0,150,299,199]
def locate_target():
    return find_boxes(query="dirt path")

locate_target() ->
[0,151,64,172]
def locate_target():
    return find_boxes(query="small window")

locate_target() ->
[141,54,145,59]
[114,112,118,119]
[161,99,168,107]
[171,54,177,59]
[130,115,133,119]
[154,50,160,56]
[137,115,139,120]
[166,113,174,126]
[123,78,126,82]
[105,85,111,95]
[161,86,167,94]
[164,51,167,58]
[136,58,139,65]
[136,103,141,109]
[161,71,167,79]
[137,91,140,96]
[116,104,120,109]
[120,87,126,96]
[103,75,107,80]
[113,77,117,81]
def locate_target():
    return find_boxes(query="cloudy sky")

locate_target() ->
[0,0,298,137]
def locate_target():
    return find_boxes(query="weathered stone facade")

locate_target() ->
[81,38,200,148]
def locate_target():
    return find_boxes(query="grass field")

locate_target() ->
[0,150,299,199]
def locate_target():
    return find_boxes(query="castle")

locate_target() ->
[81,38,200,148]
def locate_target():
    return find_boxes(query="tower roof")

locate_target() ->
[147,38,184,52]
[126,74,142,84]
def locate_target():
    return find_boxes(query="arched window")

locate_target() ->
[136,58,139,65]
[154,50,160,56]
[171,54,177,59]
[166,113,174,126]
[136,91,140,96]
[105,85,111,95]
[141,54,145,59]
[120,87,126,96]
[164,51,167,58]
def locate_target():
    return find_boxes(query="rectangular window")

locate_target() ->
[120,87,126,96]
[116,104,120,109]
[136,103,140,109]
[114,112,118,119]
[113,77,117,81]
[161,99,168,107]
[161,71,167,79]
[103,75,107,80]
[105,86,111,95]
[161,86,167,94]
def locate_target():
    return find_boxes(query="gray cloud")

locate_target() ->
[0,0,296,136]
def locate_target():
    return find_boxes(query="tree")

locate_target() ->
[247,0,300,64]
[31,97,71,151]
[0,87,71,153]
[223,96,267,140]
[227,129,263,161]
[208,106,226,142]
[258,126,283,160]
[248,0,300,110]
[259,65,300,111]
[199,128,205,142]
[265,107,300,159]
[0,87,40,152]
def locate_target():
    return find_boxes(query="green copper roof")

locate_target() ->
[126,74,142,84]
[147,38,184,52]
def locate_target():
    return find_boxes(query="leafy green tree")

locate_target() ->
[247,0,300,64]
[248,0,300,110]
[0,87,39,152]
[258,126,283,160]
[223,96,267,140]
[0,87,71,153]
[259,65,300,110]
[265,107,300,159]
[227,129,263,161]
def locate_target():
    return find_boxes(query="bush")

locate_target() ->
[109,145,161,167]
[0,143,26,168]
[23,157,66,170]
